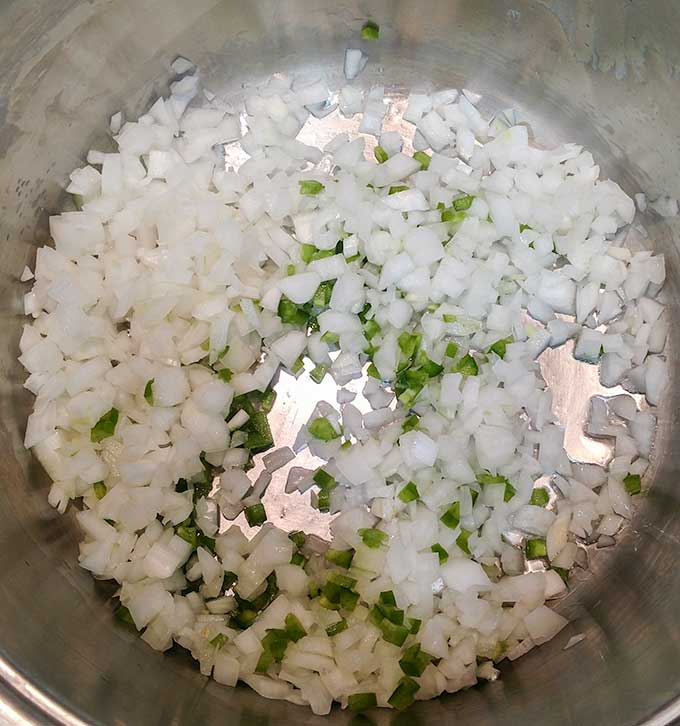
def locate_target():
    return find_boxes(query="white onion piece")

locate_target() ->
[343,48,367,80]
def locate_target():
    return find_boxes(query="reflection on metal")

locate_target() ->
[235,361,373,540]
[540,341,643,466]
[541,342,612,466]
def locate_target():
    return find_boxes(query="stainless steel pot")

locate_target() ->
[1,1,679,724]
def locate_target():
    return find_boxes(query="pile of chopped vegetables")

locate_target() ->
[19,42,667,714]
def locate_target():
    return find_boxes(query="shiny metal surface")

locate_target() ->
[0,1,679,724]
